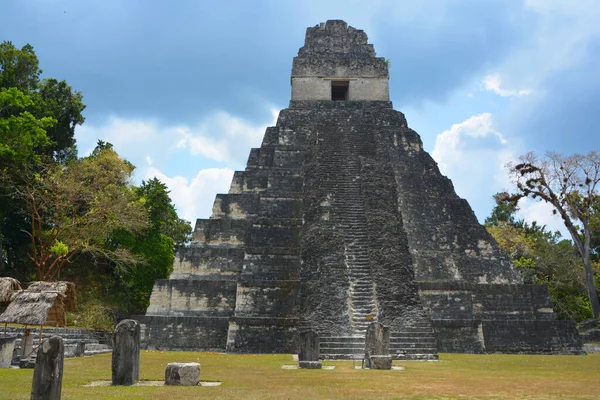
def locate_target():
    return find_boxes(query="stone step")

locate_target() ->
[320,342,365,350]
[391,337,437,344]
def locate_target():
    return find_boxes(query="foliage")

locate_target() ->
[0,87,55,163]
[486,192,595,321]
[14,146,148,280]
[0,41,85,273]
[506,151,600,319]
[33,78,86,162]
[0,41,40,90]
[106,178,191,313]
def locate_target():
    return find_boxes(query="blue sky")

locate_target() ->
[3,0,599,235]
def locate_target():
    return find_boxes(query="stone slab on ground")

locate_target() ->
[165,362,200,386]
[298,360,322,369]
[368,355,392,370]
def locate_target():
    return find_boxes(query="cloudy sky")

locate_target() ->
[3,0,599,236]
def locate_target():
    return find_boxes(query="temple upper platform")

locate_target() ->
[291,20,389,101]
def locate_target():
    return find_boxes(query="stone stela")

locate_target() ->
[30,336,64,400]
[139,20,583,358]
[112,319,140,386]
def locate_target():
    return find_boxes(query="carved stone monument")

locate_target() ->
[298,330,322,369]
[30,336,64,400]
[364,323,392,369]
[140,20,583,358]
[112,319,140,386]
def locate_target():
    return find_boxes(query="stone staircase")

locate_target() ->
[313,116,438,361]
[4,327,112,365]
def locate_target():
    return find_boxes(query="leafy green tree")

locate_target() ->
[0,87,56,162]
[486,192,595,321]
[107,178,192,312]
[0,41,86,272]
[33,78,85,161]
[506,151,600,319]
[14,146,147,280]
[0,41,40,91]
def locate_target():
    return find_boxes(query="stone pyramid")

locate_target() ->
[140,20,583,357]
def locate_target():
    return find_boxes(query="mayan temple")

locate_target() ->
[139,20,583,358]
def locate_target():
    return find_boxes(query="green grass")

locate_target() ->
[1,352,600,399]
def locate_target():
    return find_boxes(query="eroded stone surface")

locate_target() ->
[364,323,391,369]
[112,319,140,386]
[165,362,200,386]
[140,19,583,357]
[30,336,64,400]
[298,330,320,362]
[0,336,16,368]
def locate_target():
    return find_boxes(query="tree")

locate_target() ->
[15,146,147,280]
[0,87,56,163]
[0,41,86,272]
[33,78,86,162]
[506,151,600,319]
[106,178,192,312]
[486,193,593,321]
[0,41,40,91]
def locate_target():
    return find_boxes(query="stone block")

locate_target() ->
[30,336,64,400]
[74,342,85,357]
[298,330,320,362]
[0,336,17,368]
[112,319,140,386]
[364,322,390,368]
[298,361,322,369]
[368,355,392,370]
[165,362,200,386]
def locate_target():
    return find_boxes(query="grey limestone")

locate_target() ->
[364,323,392,369]
[112,319,140,386]
[30,336,64,400]
[298,330,321,369]
[141,20,582,357]
[165,362,200,386]
[0,336,17,368]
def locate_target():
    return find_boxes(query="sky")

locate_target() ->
[2,0,599,237]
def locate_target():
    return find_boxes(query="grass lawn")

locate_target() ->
[1,352,599,399]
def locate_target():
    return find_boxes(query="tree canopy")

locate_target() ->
[495,151,600,321]
[15,146,148,281]
[0,42,191,317]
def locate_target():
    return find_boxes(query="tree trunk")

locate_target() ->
[565,219,599,320]
[583,258,600,320]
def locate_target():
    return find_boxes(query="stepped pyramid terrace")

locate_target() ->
[139,20,583,358]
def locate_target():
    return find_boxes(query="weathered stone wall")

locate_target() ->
[386,120,520,284]
[142,20,582,356]
[145,279,237,317]
[140,315,229,351]
[291,77,389,101]
[361,137,425,330]
[291,20,389,101]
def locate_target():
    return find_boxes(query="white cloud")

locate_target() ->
[145,166,234,221]
[482,74,532,97]
[516,198,571,239]
[431,113,516,222]
[75,108,279,220]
